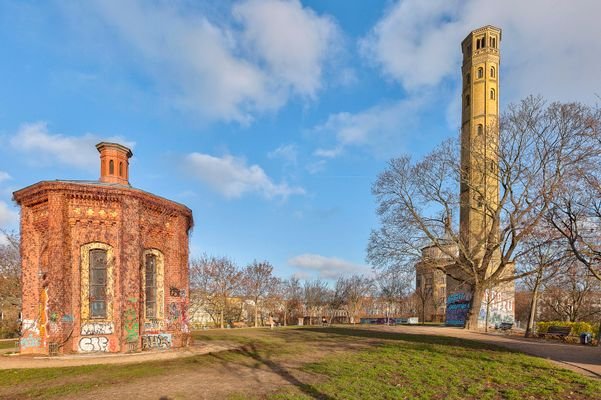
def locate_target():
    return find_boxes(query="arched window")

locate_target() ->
[142,249,165,321]
[476,38,480,49]
[490,88,496,100]
[145,254,157,318]
[465,95,470,107]
[89,249,108,318]
[490,66,496,78]
[109,160,114,175]
[477,124,483,135]
[492,37,497,48]
[118,162,123,177]
[477,67,483,79]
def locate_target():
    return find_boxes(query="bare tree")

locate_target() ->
[368,97,601,329]
[189,255,242,328]
[338,275,374,324]
[539,261,601,322]
[281,276,303,326]
[242,260,278,327]
[303,279,330,325]
[375,267,414,322]
[0,229,20,338]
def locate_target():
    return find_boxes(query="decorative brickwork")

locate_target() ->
[13,143,193,354]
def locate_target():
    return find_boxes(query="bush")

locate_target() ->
[536,321,598,337]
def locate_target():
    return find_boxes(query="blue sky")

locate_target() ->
[1,0,600,280]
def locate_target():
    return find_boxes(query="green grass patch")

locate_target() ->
[0,339,17,350]
[2,327,601,400]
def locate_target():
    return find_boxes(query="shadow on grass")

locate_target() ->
[300,326,515,353]
[208,342,334,400]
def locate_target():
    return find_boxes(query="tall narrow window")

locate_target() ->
[491,88,496,100]
[89,249,107,318]
[477,67,483,79]
[118,162,123,177]
[491,66,496,78]
[466,73,471,84]
[477,124,483,135]
[145,254,157,319]
[109,160,114,175]
[465,95,470,106]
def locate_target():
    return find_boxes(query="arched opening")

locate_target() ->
[477,124,483,136]
[490,88,496,100]
[89,248,108,319]
[145,253,157,319]
[109,160,114,175]
[465,95,470,107]
[477,67,483,79]
[491,66,496,78]
[119,162,123,177]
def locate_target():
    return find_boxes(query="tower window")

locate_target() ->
[491,66,496,78]
[477,124,483,135]
[119,162,123,177]
[89,249,108,319]
[466,73,471,84]
[477,67,483,79]
[145,254,157,319]
[109,160,114,175]
[465,95,470,106]
[490,88,496,100]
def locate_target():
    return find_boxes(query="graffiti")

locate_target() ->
[446,292,471,327]
[141,333,172,350]
[169,287,181,297]
[78,336,109,352]
[123,299,139,343]
[49,321,60,334]
[20,333,41,349]
[81,322,114,335]
[144,319,164,333]
[21,319,39,335]
[61,314,74,323]
[168,302,180,322]
[478,289,514,327]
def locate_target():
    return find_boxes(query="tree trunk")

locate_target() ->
[220,308,224,329]
[465,286,485,330]
[525,278,541,338]
[254,298,259,328]
[485,291,490,333]
[284,308,287,327]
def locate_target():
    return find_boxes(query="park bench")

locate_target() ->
[495,322,513,332]
[540,325,572,341]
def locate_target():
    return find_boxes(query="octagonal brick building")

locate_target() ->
[13,142,193,354]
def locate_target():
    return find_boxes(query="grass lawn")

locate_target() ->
[1,326,600,399]
[0,340,17,350]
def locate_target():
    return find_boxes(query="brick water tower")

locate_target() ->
[13,142,193,354]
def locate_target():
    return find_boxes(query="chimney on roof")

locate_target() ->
[96,142,133,185]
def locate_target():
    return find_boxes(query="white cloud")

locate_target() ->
[82,0,341,124]
[10,122,133,170]
[0,172,11,182]
[0,201,18,228]
[361,0,601,104]
[313,95,428,159]
[268,144,298,165]
[288,253,369,279]
[184,152,305,199]
[233,0,340,98]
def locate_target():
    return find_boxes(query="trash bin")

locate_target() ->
[580,332,592,345]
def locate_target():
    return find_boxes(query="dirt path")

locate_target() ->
[382,325,601,378]
[0,342,239,369]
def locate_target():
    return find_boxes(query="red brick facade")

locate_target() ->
[13,143,193,354]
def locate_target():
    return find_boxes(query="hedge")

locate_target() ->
[536,321,599,337]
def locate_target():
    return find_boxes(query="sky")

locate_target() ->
[0,0,600,281]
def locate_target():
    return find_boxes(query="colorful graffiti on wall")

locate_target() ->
[445,292,471,326]
[141,333,171,350]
